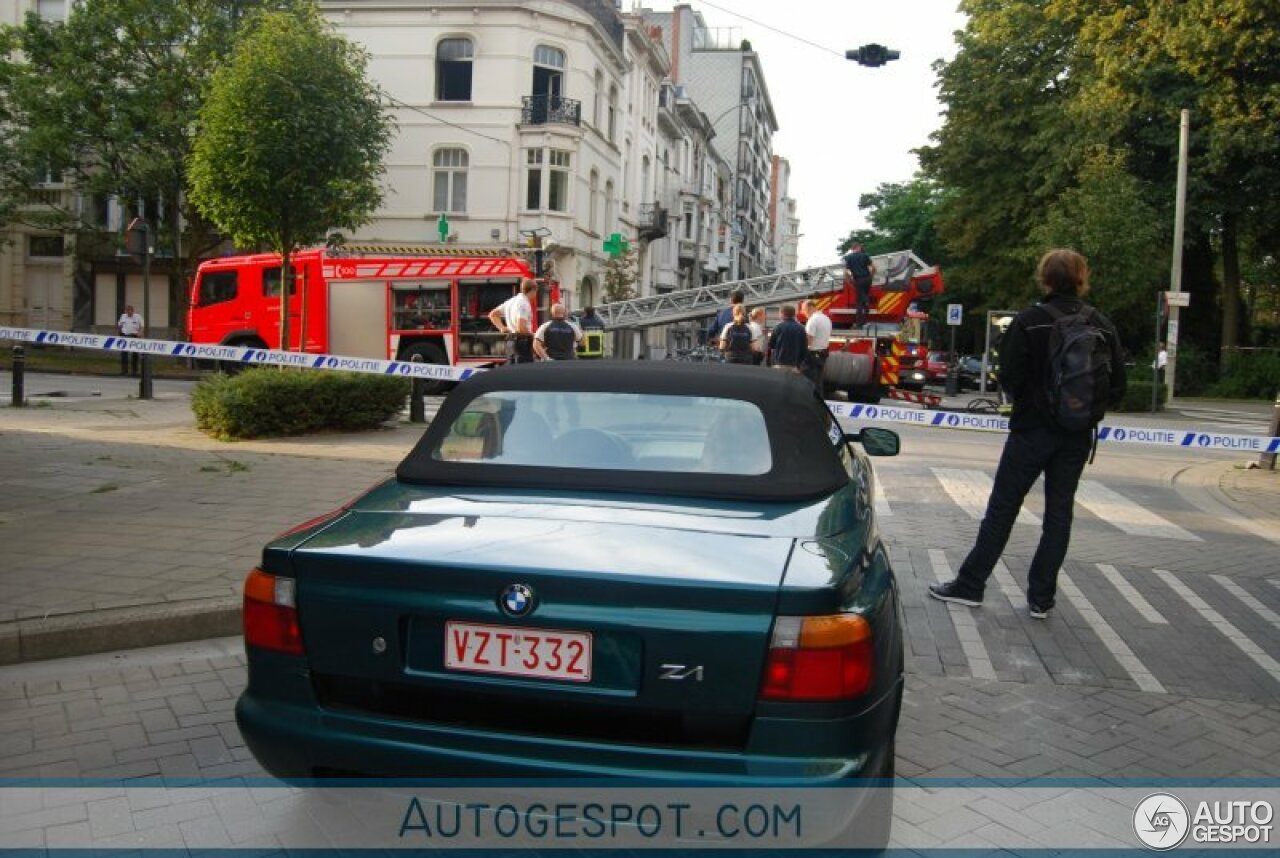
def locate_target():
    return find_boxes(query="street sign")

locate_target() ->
[947,303,963,326]
[1164,290,1190,307]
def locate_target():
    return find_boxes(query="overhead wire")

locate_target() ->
[692,0,845,59]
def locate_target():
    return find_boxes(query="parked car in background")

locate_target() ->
[925,351,949,384]
[236,362,905,846]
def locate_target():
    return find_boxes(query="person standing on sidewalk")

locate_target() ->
[533,303,583,361]
[117,304,144,376]
[489,278,537,364]
[928,248,1126,619]
[802,299,832,387]
[768,304,808,374]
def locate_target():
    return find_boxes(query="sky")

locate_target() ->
[634,0,968,268]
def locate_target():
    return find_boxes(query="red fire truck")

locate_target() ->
[814,263,944,402]
[187,246,539,387]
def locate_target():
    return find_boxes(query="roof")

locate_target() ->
[396,361,849,502]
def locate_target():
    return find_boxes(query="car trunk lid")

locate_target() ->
[290,505,793,750]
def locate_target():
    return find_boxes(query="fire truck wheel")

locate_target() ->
[400,341,455,395]
[216,339,267,375]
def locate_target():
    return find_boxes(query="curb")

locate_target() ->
[0,596,240,666]
[1169,460,1280,548]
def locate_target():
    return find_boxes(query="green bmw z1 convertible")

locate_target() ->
[236,361,903,839]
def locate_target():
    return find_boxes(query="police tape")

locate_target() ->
[830,401,1280,455]
[0,325,478,383]
[4,325,1278,454]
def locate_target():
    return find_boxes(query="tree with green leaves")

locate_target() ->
[187,5,391,350]
[601,246,638,304]
[836,178,950,265]
[0,0,298,330]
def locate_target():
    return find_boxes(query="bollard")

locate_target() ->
[11,345,26,407]
[139,354,154,400]
[1261,392,1280,471]
[944,365,960,397]
[409,354,426,423]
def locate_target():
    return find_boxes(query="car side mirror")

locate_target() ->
[844,427,900,457]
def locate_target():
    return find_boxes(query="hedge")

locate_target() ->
[192,368,410,440]
[1114,377,1168,412]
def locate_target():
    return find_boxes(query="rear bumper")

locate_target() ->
[236,678,901,783]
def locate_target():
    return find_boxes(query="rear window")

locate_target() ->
[432,390,771,475]
[197,271,238,306]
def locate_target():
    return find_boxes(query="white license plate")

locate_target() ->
[444,621,592,682]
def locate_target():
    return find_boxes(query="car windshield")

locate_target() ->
[431,390,772,475]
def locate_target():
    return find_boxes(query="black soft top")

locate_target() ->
[395,361,849,502]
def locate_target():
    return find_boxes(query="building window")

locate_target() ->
[548,150,570,212]
[604,180,615,233]
[436,38,473,101]
[36,0,65,21]
[28,235,64,258]
[593,70,603,128]
[683,203,695,240]
[525,149,543,210]
[525,148,570,212]
[607,85,618,142]
[589,170,600,234]
[432,148,469,212]
[532,45,565,102]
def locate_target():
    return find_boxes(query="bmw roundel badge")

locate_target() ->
[499,584,535,617]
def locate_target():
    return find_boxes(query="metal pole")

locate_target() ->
[11,345,25,407]
[1152,292,1160,413]
[139,222,154,400]
[1166,108,1190,401]
[409,354,426,423]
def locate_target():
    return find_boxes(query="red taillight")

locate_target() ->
[760,614,873,701]
[243,568,303,655]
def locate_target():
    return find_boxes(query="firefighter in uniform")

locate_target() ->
[576,305,605,359]
[534,303,584,361]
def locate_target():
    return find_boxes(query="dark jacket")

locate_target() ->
[768,318,808,368]
[998,292,1127,433]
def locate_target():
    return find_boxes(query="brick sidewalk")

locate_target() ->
[0,393,437,663]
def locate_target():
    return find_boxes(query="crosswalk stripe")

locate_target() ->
[1212,575,1280,628]
[1153,569,1280,686]
[932,468,1041,527]
[992,559,1024,604]
[1058,573,1166,694]
[1075,481,1200,541]
[928,549,997,680]
[1096,563,1168,625]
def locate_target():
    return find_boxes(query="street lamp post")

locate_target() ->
[125,217,153,400]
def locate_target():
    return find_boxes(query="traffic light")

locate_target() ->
[846,43,900,67]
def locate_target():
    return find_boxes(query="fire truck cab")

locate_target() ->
[188,247,538,386]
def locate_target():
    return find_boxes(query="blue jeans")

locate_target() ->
[954,426,1093,607]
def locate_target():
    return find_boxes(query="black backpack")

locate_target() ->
[1041,303,1112,432]
[725,323,754,363]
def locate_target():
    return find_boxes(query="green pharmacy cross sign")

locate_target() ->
[437,213,450,243]
[603,232,630,257]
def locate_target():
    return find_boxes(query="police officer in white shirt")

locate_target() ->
[802,299,832,387]
[488,278,538,364]
[117,304,145,376]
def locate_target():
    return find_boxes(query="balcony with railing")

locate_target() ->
[521,95,582,127]
[637,203,669,241]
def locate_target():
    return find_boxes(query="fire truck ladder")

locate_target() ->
[593,250,935,330]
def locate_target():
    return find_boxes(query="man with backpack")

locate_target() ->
[928,249,1126,619]
[718,304,758,365]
